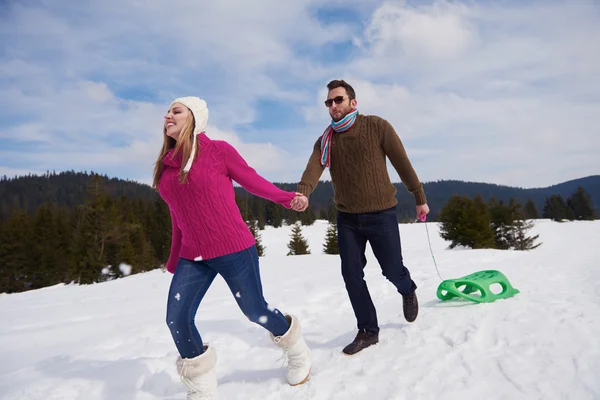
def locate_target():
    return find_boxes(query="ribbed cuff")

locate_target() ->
[296,183,313,197]
[412,187,427,205]
[280,191,296,209]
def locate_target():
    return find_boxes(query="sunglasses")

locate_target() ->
[324,96,346,107]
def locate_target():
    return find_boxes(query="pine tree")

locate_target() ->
[322,221,339,254]
[286,211,299,226]
[318,207,330,221]
[265,202,283,228]
[256,203,266,230]
[247,220,265,256]
[287,222,310,255]
[31,203,64,289]
[147,199,171,263]
[327,201,337,223]
[0,208,34,293]
[300,205,316,226]
[567,186,596,220]
[489,198,541,250]
[512,218,542,250]
[72,175,127,284]
[328,204,338,223]
[54,205,75,283]
[71,204,106,284]
[542,195,571,221]
[135,232,157,273]
[117,234,136,267]
[235,194,249,221]
[489,198,521,250]
[439,195,495,249]
[523,199,539,219]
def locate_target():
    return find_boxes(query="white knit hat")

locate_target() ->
[170,96,209,173]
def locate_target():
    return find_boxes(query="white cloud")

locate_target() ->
[84,82,114,103]
[0,0,355,185]
[322,0,600,187]
[1,0,599,189]
[202,125,291,176]
[363,1,478,61]
[0,79,291,183]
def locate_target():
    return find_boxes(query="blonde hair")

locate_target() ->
[152,111,196,190]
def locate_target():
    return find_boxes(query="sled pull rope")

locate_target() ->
[419,213,444,281]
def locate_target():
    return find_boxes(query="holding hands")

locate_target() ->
[291,192,309,212]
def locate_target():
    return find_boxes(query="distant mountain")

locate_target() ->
[428,175,600,219]
[269,175,600,221]
[533,176,600,203]
[0,171,158,219]
[1,171,598,221]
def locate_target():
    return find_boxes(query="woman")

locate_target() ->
[152,96,311,399]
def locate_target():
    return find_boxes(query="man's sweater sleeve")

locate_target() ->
[380,118,427,205]
[297,138,325,197]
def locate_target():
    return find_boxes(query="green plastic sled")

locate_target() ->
[436,270,520,303]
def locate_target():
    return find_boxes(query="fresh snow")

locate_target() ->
[1,220,599,400]
[119,263,133,277]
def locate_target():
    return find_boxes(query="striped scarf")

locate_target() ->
[320,109,358,168]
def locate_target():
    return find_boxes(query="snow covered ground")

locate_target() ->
[1,219,599,400]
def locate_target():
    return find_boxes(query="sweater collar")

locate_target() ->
[163,133,210,168]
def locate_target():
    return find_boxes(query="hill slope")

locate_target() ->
[1,220,599,399]
[1,171,598,220]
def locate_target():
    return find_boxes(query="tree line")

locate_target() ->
[0,174,171,293]
[0,173,337,294]
[540,187,596,221]
[437,186,596,250]
[0,172,596,294]
[4,171,598,223]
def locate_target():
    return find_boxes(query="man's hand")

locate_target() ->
[291,192,309,212]
[416,203,430,221]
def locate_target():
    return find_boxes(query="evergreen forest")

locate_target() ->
[0,171,597,294]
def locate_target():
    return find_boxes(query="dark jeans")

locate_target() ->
[166,245,290,359]
[337,206,417,334]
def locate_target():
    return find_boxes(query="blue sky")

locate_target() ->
[1,0,598,188]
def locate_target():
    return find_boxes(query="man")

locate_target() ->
[292,79,430,355]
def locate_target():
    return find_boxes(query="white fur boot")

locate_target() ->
[271,314,311,386]
[176,345,218,400]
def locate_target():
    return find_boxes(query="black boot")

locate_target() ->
[402,291,418,322]
[342,329,379,355]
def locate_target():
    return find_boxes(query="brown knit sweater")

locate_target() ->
[297,114,427,213]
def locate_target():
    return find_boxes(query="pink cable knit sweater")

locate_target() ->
[158,133,296,273]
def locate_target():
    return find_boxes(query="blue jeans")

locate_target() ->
[166,245,290,359]
[337,206,417,335]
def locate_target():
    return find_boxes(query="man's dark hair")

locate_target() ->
[327,79,356,100]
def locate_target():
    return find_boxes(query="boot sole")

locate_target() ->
[290,369,311,386]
